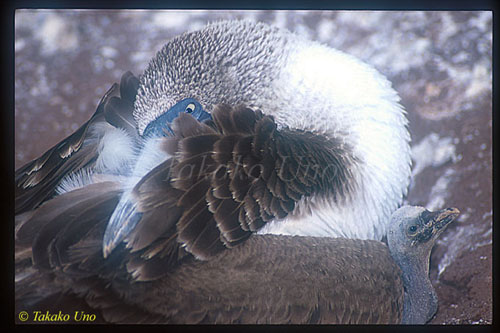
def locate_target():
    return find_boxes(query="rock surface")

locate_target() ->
[14,10,492,324]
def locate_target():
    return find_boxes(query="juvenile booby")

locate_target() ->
[16,20,413,319]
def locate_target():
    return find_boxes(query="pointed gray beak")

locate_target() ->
[412,207,460,246]
[433,207,460,230]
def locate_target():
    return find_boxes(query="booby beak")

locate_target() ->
[142,98,211,138]
[432,207,460,230]
[413,207,460,246]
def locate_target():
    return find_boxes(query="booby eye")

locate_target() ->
[407,225,418,235]
[185,103,196,113]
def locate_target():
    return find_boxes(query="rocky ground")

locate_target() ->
[14,10,492,324]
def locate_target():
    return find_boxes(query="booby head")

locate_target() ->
[388,206,460,260]
[133,20,412,240]
[387,205,459,324]
[143,98,211,138]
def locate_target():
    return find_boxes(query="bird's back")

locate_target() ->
[109,235,404,324]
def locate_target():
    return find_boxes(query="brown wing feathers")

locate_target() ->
[104,71,140,137]
[165,104,353,262]
[15,71,140,215]
[17,102,352,284]
[112,104,325,278]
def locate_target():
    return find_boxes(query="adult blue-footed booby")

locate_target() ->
[15,20,413,322]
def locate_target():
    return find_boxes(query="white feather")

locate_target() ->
[56,168,96,194]
[95,125,138,175]
[104,136,172,254]
[56,124,139,194]
[258,40,412,240]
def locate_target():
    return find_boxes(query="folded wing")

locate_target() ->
[102,104,354,280]
[15,72,140,214]
[17,102,354,282]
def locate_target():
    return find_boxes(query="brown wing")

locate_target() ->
[15,71,140,214]
[17,103,354,283]
[14,180,171,324]
[15,104,357,320]
[108,104,355,280]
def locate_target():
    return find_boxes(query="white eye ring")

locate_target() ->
[186,103,195,113]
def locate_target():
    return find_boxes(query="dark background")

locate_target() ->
[14,10,492,324]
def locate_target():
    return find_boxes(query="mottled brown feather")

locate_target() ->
[15,71,140,214]
[15,182,123,275]
[16,103,356,289]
